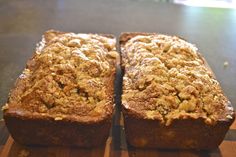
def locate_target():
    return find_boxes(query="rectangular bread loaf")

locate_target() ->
[120,32,235,149]
[2,30,119,147]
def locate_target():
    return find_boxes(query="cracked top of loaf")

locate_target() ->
[121,33,234,125]
[3,30,118,122]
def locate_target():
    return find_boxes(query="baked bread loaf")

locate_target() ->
[2,30,119,147]
[120,32,235,149]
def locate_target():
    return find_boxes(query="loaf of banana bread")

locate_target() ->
[2,30,119,147]
[120,32,235,149]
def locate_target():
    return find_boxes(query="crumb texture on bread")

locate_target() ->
[4,30,118,122]
[121,34,234,125]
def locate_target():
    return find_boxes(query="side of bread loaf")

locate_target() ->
[120,32,235,149]
[2,30,119,147]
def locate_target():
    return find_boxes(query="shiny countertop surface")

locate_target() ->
[0,0,236,118]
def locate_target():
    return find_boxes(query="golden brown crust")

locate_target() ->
[3,30,119,123]
[2,30,118,146]
[120,32,234,126]
[120,32,156,46]
[120,32,235,149]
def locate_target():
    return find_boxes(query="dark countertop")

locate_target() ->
[0,0,236,119]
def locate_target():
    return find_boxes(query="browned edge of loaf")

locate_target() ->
[3,30,117,147]
[119,32,235,149]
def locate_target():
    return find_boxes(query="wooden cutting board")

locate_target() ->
[1,114,236,157]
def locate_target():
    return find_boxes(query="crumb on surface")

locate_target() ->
[223,61,229,67]
[18,149,30,157]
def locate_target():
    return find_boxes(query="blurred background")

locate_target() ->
[174,0,236,8]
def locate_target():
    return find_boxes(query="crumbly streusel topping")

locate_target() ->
[122,34,233,125]
[6,31,118,118]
